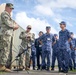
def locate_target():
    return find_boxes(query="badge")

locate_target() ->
[47,38,50,40]
[32,43,34,45]
[39,45,42,47]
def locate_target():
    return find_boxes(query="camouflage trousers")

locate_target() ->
[25,48,31,67]
[0,35,11,65]
[19,47,31,67]
[19,48,24,67]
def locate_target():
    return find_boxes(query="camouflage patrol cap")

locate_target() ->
[6,3,14,9]
[46,26,51,30]
[27,25,32,28]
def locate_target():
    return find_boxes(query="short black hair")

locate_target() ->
[70,32,73,35]
[39,31,43,34]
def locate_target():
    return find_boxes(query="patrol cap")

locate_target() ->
[70,32,73,35]
[6,3,14,9]
[27,25,32,29]
[59,21,66,25]
[54,34,58,37]
[46,26,51,30]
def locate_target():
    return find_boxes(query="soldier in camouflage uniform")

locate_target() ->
[0,3,19,72]
[19,25,35,70]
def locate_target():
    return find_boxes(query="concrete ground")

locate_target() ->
[0,70,76,75]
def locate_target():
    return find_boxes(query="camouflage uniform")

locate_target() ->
[19,31,35,68]
[0,10,14,65]
[71,38,76,69]
[39,26,54,70]
[59,29,71,72]
[65,39,72,70]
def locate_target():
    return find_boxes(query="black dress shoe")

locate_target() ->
[59,70,64,72]
[60,70,68,73]
[51,68,54,71]
[33,67,35,70]
[41,66,46,70]
[63,71,68,73]
[70,68,73,71]
[37,68,40,70]
[46,67,50,71]
[74,68,76,70]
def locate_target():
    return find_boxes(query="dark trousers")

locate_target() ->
[36,49,42,69]
[51,50,61,70]
[42,50,51,68]
[68,50,72,69]
[31,51,36,68]
[71,50,76,69]
[59,49,69,72]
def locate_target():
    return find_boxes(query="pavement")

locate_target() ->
[0,70,76,75]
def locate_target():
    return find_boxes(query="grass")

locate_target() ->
[0,71,5,74]
[71,69,76,72]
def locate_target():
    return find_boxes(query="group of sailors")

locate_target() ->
[19,21,76,73]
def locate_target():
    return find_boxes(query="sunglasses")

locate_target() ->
[10,8,14,10]
[27,28,31,29]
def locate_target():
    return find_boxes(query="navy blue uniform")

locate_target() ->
[59,29,71,72]
[31,42,36,69]
[39,33,53,69]
[51,39,61,70]
[71,38,76,69]
[65,40,72,70]
[35,39,42,69]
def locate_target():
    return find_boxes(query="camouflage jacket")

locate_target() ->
[19,31,35,48]
[59,29,71,49]
[0,11,14,36]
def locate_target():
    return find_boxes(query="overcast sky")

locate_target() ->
[0,0,76,37]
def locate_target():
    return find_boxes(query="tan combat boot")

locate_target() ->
[25,67,30,70]
[19,66,23,71]
[0,65,11,72]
